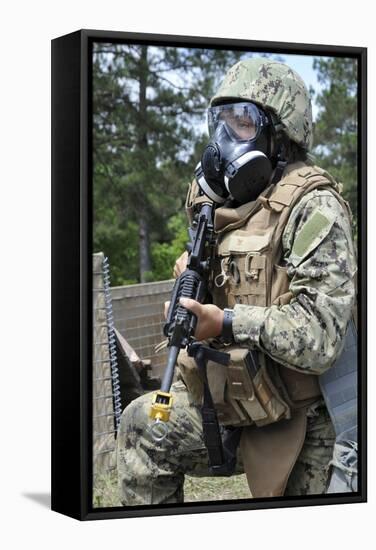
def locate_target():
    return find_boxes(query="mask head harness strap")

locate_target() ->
[268,116,288,185]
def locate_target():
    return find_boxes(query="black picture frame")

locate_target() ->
[51,29,367,520]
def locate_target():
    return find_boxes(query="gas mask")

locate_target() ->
[195,102,274,205]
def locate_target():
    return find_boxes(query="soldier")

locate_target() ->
[116,58,357,504]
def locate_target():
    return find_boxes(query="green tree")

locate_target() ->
[93,44,239,284]
[311,57,358,227]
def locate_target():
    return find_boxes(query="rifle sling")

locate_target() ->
[189,342,242,476]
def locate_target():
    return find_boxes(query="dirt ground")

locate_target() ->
[93,470,251,507]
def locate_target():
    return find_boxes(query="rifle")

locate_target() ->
[149,201,216,441]
[149,200,241,476]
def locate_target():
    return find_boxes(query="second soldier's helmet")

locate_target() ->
[211,57,313,150]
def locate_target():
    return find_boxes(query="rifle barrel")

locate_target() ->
[160,345,180,392]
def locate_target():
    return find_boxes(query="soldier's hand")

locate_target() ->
[173,251,188,278]
[164,298,224,341]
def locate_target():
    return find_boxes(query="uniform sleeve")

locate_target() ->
[232,189,357,374]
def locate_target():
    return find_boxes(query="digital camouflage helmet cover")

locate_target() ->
[210,58,313,150]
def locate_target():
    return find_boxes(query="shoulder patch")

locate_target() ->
[290,209,335,266]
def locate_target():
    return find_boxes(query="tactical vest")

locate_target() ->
[180,161,352,496]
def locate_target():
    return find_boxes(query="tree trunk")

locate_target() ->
[139,212,151,282]
[138,45,152,282]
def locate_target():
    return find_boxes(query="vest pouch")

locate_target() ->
[223,348,291,427]
[216,230,270,307]
[176,346,257,427]
[242,253,268,307]
[178,344,293,428]
[278,366,321,406]
[207,358,246,426]
[225,348,268,426]
[185,178,213,224]
[249,353,291,426]
[185,179,196,224]
[176,348,205,406]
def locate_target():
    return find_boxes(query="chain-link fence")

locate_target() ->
[92,253,172,477]
[92,253,121,475]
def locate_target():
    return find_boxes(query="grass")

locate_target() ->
[184,473,251,502]
[93,470,251,508]
[93,471,122,508]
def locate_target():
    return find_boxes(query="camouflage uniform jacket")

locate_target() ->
[231,185,357,375]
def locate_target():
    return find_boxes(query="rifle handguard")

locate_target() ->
[163,270,204,346]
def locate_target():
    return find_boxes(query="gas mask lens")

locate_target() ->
[208,102,264,141]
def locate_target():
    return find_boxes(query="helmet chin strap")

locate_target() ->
[271,156,287,185]
[269,128,288,185]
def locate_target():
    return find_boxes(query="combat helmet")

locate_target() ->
[211,58,313,150]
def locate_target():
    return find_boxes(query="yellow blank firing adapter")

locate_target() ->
[150,390,173,422]
[149,390,173,441]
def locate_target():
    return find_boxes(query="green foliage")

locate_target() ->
[93,44,239,284]
[150,213,189,281]
[93,47,288,285]
[93,50,359,284]
[311,57,358,230]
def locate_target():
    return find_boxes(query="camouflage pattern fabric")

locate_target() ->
[284,401,335,496]
[232,188,357,374]
[117,187,355,505]
[116,379,217,505]
[117,379,335,504]
[211,58,313,150]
